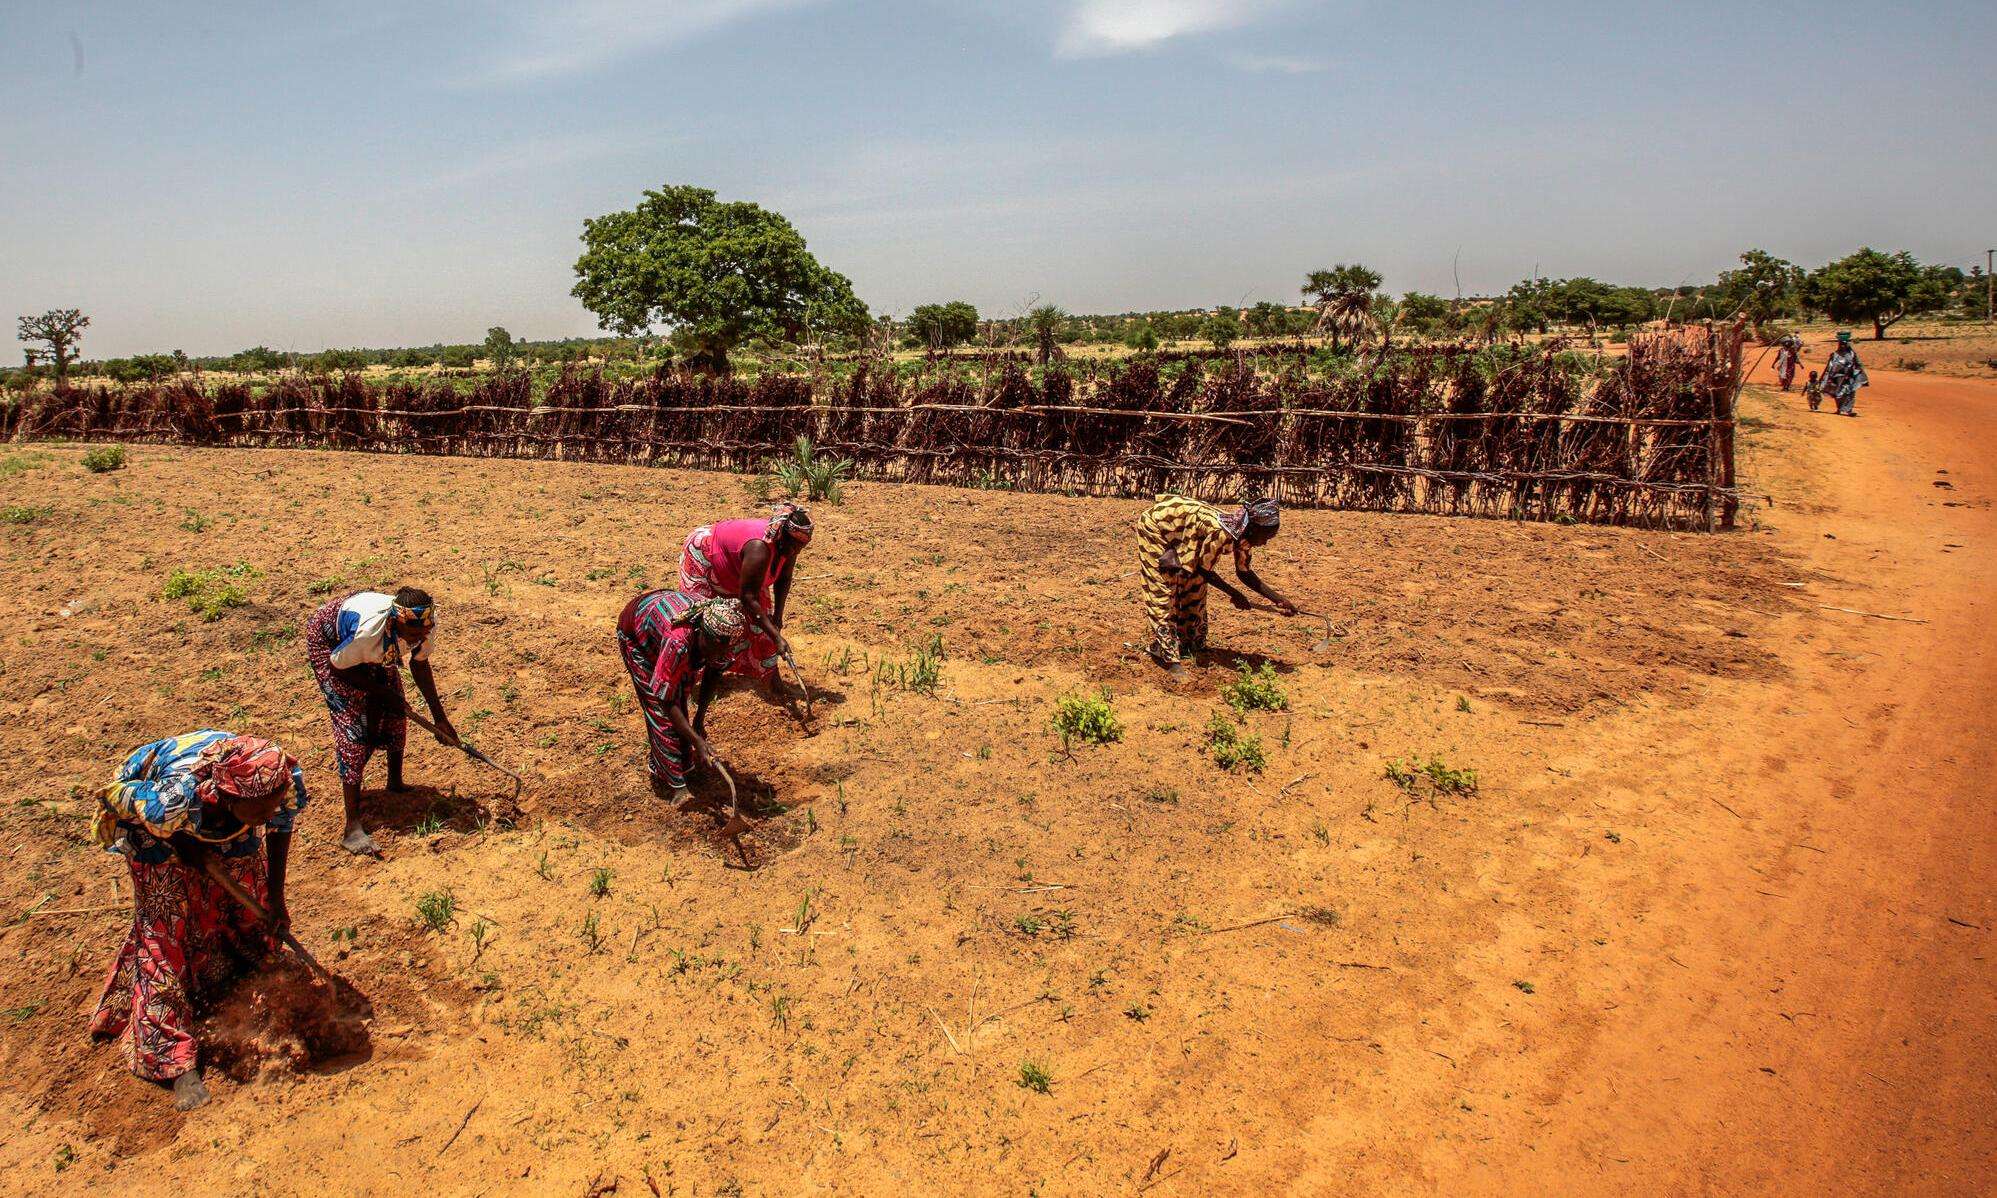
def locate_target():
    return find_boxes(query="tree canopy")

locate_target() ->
[571,185,868,372]
[17,308,89,381]
[1806,248,1930,339]
[906,301,979,350]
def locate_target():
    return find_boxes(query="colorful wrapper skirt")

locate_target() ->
[91,851,271,1081]
[307,596,407,785]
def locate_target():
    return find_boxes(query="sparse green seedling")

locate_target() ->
[536,851,553,880]
[1456,696,1472,713]
[1384,756,1479,800]
[589,867,612,897]
[580,911,603,952]
[2,504,51,525]
[1052,688,1123,748]
[1013,913,1045,938]
[1221,662,1288,714]
[308,576,342,595]
[1513,980,1535,994]
[1124,1003,1151,1022]
[179,508,211,533]
[416,888,456,932]
[1017,1060,1052,1094]
[762,435,852,504]
[1604,830,1622,844]
[1207,712,1266,773]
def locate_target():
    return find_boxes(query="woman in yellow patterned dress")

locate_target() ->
[1135,495,1294,677]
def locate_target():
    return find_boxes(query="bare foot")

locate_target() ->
[671,787,695,811]
[386,779,412,793]
[340,825,381,857]
[172,1069,211,1111]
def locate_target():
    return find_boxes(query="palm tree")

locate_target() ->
[1303,265,1383,352]
[1027,304,1065,366]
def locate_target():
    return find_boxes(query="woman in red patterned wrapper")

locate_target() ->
[89,730,307,1110]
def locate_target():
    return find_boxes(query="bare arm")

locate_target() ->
[737,540,785,647]
[1234,543,1296,613]
[408,660,457,744]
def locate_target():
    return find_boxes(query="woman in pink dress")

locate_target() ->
[677,504,813,682]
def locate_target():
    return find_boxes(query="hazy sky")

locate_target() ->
[4,1,1992,359]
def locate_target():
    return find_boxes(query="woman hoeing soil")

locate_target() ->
[1136,495,1296,678]
[616,590,748,807]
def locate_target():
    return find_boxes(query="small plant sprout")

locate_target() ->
[770,992,796,1030]
[589,867,613,898]
[1125,1003,1151,1022]
[1051,688,1123,749]
[581,911,603,953]
[536,851,554,880]
[1383,756,1480,800]
[1513,979,1535,995]
[1456,696,1472,713]
[788,889,817,935]
[1017,1060,1053,1094]
[1221,662,1288,714]
[469,916,493,959]
[416,888,456,933]
[1206,712,1266,773]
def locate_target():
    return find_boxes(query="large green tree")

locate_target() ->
[571,185,867,372]
[907,301,979,350]
[1713,249,1802,333]
[1807,248,1936,339]
[483,326,517,370]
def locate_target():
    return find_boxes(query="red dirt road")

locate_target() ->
[1432,366,1997,1193]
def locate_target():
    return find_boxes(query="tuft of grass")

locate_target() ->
[1124,1003,1151,1022]
[1016,1060,1052,1094]
[308,576,343,595]
[80,444,127,473]
[1221,662,1288,714]
[416,888,457,932]
[875,634,944,696]
[588,867,612,898]
[1513,979,1535,994]
[580,911,603,953]
[1051,688,1123,748]
[179,508,211,533]
[1,504,51,525]
[1206,712,1266,773]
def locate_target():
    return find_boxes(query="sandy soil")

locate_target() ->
[0,359,1989,1194]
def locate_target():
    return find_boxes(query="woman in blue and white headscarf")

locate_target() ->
[1822,331,1869,417]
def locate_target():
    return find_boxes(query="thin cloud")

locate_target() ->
[1227,50,1324,74]
[470,0,819,84]
[1056,0,1293,57]
[399,131,667,194]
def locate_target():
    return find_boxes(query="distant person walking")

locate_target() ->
[1773,334,1803,391]
[1822,332,1869,417]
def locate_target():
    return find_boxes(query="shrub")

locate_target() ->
[1052,689,1122,747]
[1221,662,1287,714]
[2,504,51,525]
[1206,712,1265,773]
[80,445,126,473]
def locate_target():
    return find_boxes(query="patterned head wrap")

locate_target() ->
[393,600,437,628]
[1223,497,1281,538]
[770,503,814,546]
[199,735,296,802]
[691,597,747,642]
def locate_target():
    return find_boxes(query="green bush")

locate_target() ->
[1052,688,1123,747]
[1207,712,1265,773]
[763,435,852,504]
[80,445,126,473]
[1221,662,1287,714]
[2,504,51,525]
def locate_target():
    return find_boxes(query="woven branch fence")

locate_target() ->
[4,327,1745,529]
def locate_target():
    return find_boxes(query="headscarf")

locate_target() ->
[769,503,813,546]
[1835,331,1852,344]
[1222,497,1281,539]
[197,735,296,802]
[690,597,747,642]
[393,599,436,628]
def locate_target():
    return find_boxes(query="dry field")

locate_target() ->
[0,360,1990,1194]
